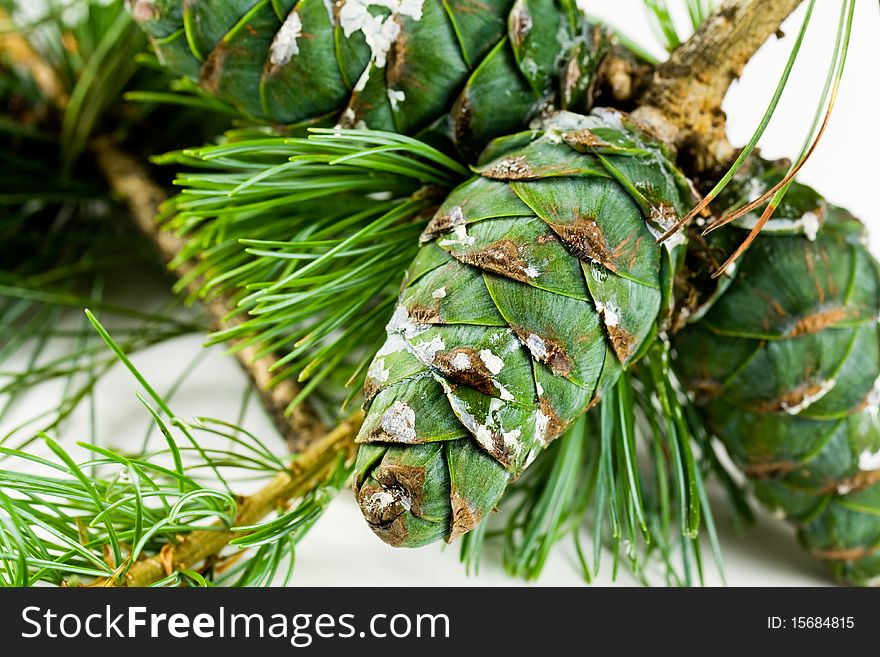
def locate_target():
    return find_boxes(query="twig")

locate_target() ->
[634,0,805,175]
[0,11,69,109]
[92,412,362,587]
[92,136,327,451]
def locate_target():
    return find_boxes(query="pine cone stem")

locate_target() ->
[634,0,805,175]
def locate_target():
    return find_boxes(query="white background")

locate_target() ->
[3,0,879,586]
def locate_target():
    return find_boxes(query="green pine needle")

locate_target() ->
[643,0,683,51]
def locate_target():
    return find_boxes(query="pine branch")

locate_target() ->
[634,0,805,175]
[90,412,361,587]
[92,136,328,451]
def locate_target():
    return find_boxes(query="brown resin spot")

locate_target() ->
[538,397,566,443]
[199,46,227,96]
[385,18,409,90]
[548,211,619,273]
[819,246,836,297]
[452,240,530,282]
[562,56,583,107]
[481,434,516,469]
[751,381,829,414]
[803,245,823,305]
[513,328,573,377]
[811,544,880,562]
[355,464,429,547]
[451,92,473,148]
[509,3,532,49]
[447,490,480,542]
[447,406,517,468]
[788,307,849,336]
[369,514,409,547]
[340,97,369,128]
[563,128,613,151]
[822,469,880,495]
[433,348,497,396]
[480,155,533,180]
[606,322,637,363]
[357,483,406,526]
[421,209,460,243]
[363,377,380,402]
[408,303,440,324]
[742,461,799,479]
[754,290,788,323]
[375,463,426,517]
[536,233,559,245]
[365,419,422,445]
[541,339,574,378]
[648,202,681,235]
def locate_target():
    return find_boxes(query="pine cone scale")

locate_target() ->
[355,109,688,546]
[674,165,880,585]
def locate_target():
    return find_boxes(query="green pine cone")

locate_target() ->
[353,109,692,547]
[127,0,608,157]
[674,161,880,586]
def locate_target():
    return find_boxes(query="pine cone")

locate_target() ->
[128,0,608,157]
[353,108,692,546]
[674,161,880,585]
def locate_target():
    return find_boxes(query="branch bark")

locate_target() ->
[93,137,327,451]
[633,0,805,176]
